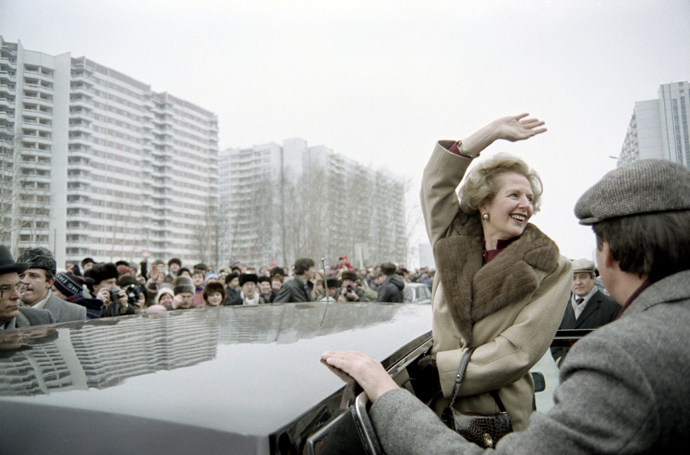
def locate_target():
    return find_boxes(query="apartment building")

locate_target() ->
[620,81,690,169]
[219,138,407,268]
[1,37,218,268]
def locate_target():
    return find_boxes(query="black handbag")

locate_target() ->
[441,348,513,448]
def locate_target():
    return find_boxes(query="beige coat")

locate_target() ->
[421,141,571,431]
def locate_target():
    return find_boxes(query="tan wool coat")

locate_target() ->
[421,141,572,431]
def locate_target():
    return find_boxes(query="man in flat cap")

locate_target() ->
[551,258,620,365]
[319,159,690,453]
[0,245,55,330]
[17,247,86,323]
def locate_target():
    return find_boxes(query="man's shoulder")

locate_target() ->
[44,294,87,321]
[17,306,56,327]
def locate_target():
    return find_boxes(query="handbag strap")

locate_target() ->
[447,347,508,412]
[447,347,475,409]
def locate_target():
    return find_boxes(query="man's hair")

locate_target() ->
[258,276,271,284]
[294,258,315,276]
[593,211,690,282]
[168,257,182,267]
[81,257,95,268]
[192,269,205,278]
[380,262,397,276]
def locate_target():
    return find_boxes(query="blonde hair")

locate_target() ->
[458,153,543,215]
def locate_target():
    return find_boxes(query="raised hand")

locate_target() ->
[494,113,547,142]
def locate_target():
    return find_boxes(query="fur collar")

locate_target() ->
[434,213,560,344]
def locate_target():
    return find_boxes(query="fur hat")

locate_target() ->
[84,263,119,285]
[16,247,56,275]
[239,273,258,287]
[172,276,195,295]
[576,159,690,225]
[341,270,359,282]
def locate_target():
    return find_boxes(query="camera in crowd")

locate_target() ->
[124,284,142,305]
[108,287,122,303]
[108,285,142,305]
[346,285,354,293]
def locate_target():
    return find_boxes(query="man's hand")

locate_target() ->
[96,288,111,304]
[321,351,399,402]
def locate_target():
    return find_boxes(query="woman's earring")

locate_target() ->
[481,212,490,221]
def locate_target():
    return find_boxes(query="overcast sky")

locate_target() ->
[2,0,689,264]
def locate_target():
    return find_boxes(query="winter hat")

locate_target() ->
[16,247,56,275]
[156,287,175,304]
[239,273,259,287]
[172,276,195,295]
[341,270,359,282]
[54,271,91,299]
[84,263,119,285]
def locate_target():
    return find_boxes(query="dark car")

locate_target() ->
[0,302,433,454]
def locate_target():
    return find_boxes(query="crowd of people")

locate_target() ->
[0,244,436,329]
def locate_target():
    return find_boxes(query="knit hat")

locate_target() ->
[156,287,175,304]
[239,273,258,287]
[84,263,119,285]
[571,259,596,275]
[172,276,195,295]
[54,271,91,299]
[16,247,56,275]
[575,159,690,225]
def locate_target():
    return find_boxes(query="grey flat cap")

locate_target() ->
[575,159,690,225]
[572,258,595,274]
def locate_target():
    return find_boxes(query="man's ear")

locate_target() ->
[601,242,617,270]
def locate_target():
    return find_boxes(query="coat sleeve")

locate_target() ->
[420,141,474,247]
[436,255,572,396]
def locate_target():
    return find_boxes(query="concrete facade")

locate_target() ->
[1,37,219,268]
[620,81,690,169]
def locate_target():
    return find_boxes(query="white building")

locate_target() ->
[219,138,407,268]
[1,37,218,268]
[620,81,690,168]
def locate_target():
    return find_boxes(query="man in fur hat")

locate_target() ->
[85,262,132,317]
[0,245,55,330]
[17,247,86,323]
[225,274,266,306]
[166,276,195,310]
[337,270,369,302]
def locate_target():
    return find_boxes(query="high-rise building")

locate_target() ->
[1,37,219,267]
[219,138,407,268]
[619,81,690,169]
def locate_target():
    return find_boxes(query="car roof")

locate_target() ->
[0,302,432,440]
